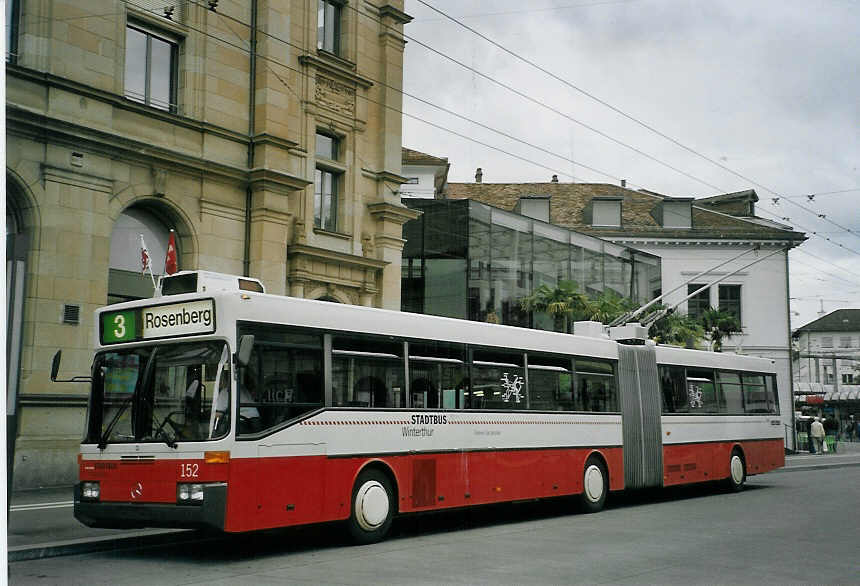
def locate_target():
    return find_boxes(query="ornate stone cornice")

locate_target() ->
[199,198,245,222]
[41,165,113,193]
[8,104,248,184]
[287,244,388,270]
[361,168,409,184]
[367,201,421,224]
[248,168,312,194]
[299,54,374,89]
[378,5,413,25]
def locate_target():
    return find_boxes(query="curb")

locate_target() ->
[8,529,211,562]
[776,460,860,474]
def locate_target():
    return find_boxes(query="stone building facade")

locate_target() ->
[6,0,417,488]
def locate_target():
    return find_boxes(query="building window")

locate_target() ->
[821,336,833,348]
[718,284,741,322]
[687,284,710,320]
[839,336,852,348]
[662,201,692,228]
[315,132,341,232]
[6,0,19,62]
[125,24,178,112]
[317,0,342,54]
[592,199,621,227]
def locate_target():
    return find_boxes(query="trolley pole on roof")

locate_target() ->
[610,245,761,327]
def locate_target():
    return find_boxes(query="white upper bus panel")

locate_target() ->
[156,271,265,297]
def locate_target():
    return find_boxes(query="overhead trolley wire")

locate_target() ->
[414,0,860,247]
[125,0,860,258]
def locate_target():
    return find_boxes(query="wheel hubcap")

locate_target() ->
[730,455,744,484]
[584,465,604,502]
[355,480,389,530]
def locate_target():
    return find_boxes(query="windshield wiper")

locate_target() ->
[99,348,158,449]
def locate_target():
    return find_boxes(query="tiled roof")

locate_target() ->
[795,309,860,333]
[402,147,449,166]
[444,182,805,241]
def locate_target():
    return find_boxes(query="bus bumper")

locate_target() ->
[73,483,227,531]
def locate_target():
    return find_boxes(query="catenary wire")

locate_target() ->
[119,1,860,252]
[413,0,860,246]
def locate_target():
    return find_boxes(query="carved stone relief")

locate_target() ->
[315,76,356,117]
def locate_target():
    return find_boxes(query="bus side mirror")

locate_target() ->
[51,350,62,382]
[236,335,255,367]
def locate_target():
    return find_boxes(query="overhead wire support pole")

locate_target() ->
[609,245,761,327]
[640,246,789,328]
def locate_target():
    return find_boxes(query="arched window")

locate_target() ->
[108,206,176,304]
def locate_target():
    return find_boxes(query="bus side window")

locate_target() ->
[408,341,467,409]
[471,349,526,410]
[742,373,769,414]
[575,359,617,412]
[236,324,324,436]
[527,353,573,411]
[766,375,780,414]
[717,371,744,414]
[659,366,686,413]
[331,334,404,408]
[686,368,718,413]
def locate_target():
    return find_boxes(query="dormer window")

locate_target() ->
[592,198,621,227]
[663,199,693,229]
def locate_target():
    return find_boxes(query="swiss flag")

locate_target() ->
[165,230,178,275]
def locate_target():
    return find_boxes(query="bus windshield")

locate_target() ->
[87,341,231,446]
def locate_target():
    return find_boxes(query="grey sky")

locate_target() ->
[401,0,860,329]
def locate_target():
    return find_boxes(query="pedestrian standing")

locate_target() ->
[810,417,826,455]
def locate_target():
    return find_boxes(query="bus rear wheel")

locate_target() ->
[580,457,608,513]
[725,449,746,492]
[347,468,395,544]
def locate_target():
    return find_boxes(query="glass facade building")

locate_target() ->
[402,199,661,331]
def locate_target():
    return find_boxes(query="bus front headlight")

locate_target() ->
[177,483,206,504]
[81,481,100,500]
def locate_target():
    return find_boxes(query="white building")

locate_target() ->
[400,148,450,199]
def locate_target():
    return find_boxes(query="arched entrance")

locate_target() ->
[6,173,32,496]
[108,204,181,303]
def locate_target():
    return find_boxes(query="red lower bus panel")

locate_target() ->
[223,447,623,533]
[662,439,784,487]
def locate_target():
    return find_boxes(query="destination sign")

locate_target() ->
[100,299,215,344]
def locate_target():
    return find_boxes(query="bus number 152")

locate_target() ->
[180,463,199,478]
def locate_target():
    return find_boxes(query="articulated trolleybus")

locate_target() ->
[69,271,784,543]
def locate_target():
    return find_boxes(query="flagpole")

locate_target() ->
[140,234,157,290]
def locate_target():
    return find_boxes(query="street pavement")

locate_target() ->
[7,442,860,562]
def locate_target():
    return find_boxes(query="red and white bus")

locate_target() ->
[67,271,784,543]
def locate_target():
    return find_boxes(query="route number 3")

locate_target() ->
[180,463,199,478]
[113,314,126,338]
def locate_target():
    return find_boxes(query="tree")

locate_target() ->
[519,280,589,332]
[648,311,705,348]
[583,289,639,324]
[699,307,742,352]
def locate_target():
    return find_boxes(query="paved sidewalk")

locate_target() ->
[8,444,860,562]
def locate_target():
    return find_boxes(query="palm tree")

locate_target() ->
[519,280,589,332]
[584,290,639,324]
[699,307,742,352]
[648,311,705,348]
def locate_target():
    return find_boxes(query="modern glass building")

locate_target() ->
[402,199,661,331]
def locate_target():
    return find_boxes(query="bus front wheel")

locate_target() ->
[580,457,608,513]
[347,468,395,544]
[725,449,746,492]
